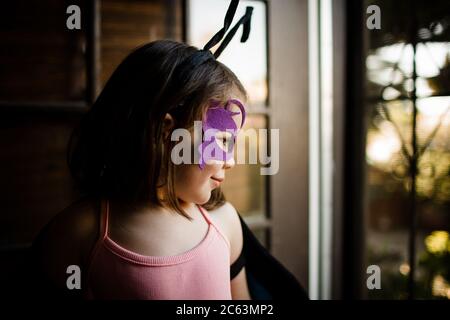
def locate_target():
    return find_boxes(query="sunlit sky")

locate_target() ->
[366,42,450,167]
[367,42,450,97]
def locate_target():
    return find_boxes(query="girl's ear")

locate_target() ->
[162,113,175,140]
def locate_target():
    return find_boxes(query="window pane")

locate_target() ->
[363,0,450,299]
[187,0,268,106]
[0,0,87,103]
[221,115,267,218]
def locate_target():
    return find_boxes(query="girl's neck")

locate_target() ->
[110,198,197,218]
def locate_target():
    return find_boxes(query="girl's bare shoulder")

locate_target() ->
[207,202,240,230]
[206,202,244,263]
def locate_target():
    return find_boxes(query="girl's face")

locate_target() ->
[173,97,245,205]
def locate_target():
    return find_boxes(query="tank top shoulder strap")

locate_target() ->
[197,205,231,250]
[84,198,110,286]
[99,198,110,240]
[197,204,213,224]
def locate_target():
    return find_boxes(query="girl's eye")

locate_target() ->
[216,134,233,151]
[218,137,227,148]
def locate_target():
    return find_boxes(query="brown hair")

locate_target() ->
[68,40,247,219]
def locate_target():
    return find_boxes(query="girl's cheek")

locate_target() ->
[210,163,225,176]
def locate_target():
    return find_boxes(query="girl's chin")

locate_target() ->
[190,188,212,205]
[200,191,213,204]
[182,181,217,205]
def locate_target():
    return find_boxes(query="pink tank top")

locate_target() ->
[84,199,232,299]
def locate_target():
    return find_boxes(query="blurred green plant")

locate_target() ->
[367,231,450,299]
[419,230,450,299]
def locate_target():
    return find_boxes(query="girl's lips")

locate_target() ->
[211,176,224,183]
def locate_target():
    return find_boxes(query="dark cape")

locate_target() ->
[236,213,309,300]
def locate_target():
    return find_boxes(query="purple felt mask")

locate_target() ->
[198,99,246,169]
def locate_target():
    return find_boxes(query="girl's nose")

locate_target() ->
[223,156,235,170]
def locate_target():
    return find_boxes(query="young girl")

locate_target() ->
[32,38,252,300]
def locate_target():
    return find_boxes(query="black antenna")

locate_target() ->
[202,0,254,59]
